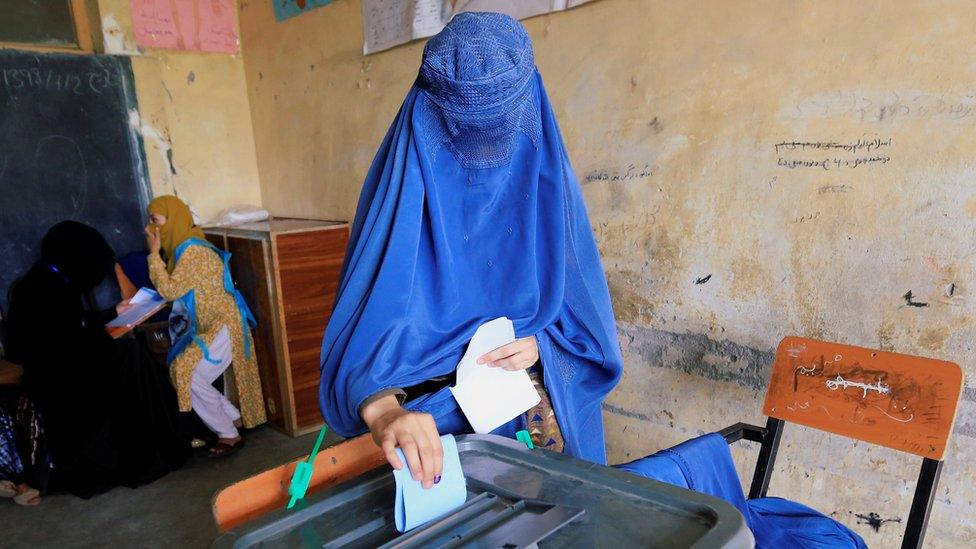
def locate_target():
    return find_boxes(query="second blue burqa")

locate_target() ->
[616,434,868,548]
[319,13,623,463]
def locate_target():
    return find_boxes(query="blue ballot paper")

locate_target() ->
[393,434,467,532]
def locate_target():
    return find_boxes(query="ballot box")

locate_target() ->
[212,434,752,548]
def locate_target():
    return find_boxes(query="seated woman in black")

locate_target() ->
[5,221,189,498]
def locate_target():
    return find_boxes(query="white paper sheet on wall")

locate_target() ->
[362,0,453,55]
[362,0,602,55]
[453,0,561,21]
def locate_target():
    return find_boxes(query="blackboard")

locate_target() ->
[0,1,78,46]
[0,50,151,312]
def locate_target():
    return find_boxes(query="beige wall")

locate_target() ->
[97,0,262,221]
[239,1,976,546]
[238,0,421,220]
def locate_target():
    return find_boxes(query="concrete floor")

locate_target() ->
[1,426,343,548]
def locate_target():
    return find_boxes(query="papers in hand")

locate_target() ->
[449,317,541,434]
[393,434,467,532]
[106,288,165,328]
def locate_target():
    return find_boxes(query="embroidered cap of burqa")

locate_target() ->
[319,12,623,463]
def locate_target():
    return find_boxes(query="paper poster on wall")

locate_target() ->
[452,0,559,21]
[274,0,333,22]
[362,0,602,55]
[362,0,452,55]
[130,0,238,54]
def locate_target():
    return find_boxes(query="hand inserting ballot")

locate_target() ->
[362,394,444,489]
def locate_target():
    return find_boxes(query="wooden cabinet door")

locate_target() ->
[275,228,348,431]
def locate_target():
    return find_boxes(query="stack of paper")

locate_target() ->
[106,287,165,328]
[450,317,541,434]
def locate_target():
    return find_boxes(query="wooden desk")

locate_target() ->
[206,219,349,436]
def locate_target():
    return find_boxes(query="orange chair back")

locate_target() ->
[763,336,963,460]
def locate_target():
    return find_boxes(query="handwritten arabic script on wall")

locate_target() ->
[774,137,892,171]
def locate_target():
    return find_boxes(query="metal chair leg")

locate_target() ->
[901,458,942,549]
[748,417,784,499]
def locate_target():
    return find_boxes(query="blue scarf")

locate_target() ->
[166,238,256,366]
[319,13,623,464]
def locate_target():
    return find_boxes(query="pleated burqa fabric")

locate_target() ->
[319,13,622,463]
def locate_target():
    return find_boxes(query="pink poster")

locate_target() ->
[131,0,238,54]
[192,0,238,53]
[131,0,180,50]
[171,0,200,50]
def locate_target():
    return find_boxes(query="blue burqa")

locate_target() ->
[319,13,623,464]
[616,433,868,548]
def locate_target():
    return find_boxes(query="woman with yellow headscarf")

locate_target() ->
[146,196,266,457]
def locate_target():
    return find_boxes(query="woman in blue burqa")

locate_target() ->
[320,12,623,488]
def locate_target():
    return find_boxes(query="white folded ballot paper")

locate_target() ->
[449,317,541,434]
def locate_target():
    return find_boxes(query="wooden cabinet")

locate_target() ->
[206,219,349,436]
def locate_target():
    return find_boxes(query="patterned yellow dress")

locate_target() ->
[149,247,266,428]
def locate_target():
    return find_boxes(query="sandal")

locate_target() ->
[208,438,245,459]
[0,480,16,498]
[13,487,40,506]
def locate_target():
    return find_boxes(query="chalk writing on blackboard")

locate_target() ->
[0,51,149,314]
[1,67,114,95]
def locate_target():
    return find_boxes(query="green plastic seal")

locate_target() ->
[515,429,535,449]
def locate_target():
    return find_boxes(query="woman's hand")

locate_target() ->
[477,335,539,371]
[145,225,162,255]
[115,300,133,316]
[362,395,443,489]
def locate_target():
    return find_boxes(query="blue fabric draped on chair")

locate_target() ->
[616,433,868,548]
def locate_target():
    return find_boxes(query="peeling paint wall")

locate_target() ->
[96,0,262,221]
[238,0,976,546]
